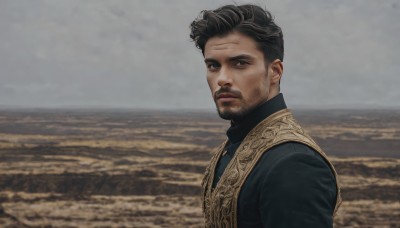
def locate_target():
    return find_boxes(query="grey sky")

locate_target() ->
[0,0,399,109]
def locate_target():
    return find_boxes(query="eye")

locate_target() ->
[234,60,249,67]
[207,63,220,71]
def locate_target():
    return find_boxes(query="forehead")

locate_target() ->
[204,32,263,59]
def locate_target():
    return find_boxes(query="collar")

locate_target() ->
[226,93,287,144]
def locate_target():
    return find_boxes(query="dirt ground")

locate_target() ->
[0,109,399,227]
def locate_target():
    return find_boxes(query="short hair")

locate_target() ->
[190,4,284,62]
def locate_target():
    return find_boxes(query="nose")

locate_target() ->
[217,67,233,87]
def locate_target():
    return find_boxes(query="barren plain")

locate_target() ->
[0,109,399,227]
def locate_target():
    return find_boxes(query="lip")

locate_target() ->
[218,97,237,102]
[216,93,238,102]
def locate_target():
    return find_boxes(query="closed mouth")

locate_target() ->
[217,93,238,99]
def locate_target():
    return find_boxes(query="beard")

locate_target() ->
[213,87,249,120]
[216,102,252,120]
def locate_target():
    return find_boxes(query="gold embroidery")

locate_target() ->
[202,109,342,228]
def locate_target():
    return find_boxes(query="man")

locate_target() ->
[189,4,341,228]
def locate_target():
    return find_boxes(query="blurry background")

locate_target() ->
[1,0,399,110]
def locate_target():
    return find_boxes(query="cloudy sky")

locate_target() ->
[1,0,399,109]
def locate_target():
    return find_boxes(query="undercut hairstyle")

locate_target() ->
[190,4,284,62]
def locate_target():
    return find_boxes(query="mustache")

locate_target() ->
[214,87,242,99]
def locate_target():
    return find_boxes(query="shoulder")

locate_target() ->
[257,141,337,205]
[238,142,337,227]
[249,141,337,196]
[256,142,337,227]
[257,142,334,177]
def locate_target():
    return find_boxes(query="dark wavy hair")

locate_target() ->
[190,4,284,62]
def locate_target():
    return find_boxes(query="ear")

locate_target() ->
[269,59,283,85]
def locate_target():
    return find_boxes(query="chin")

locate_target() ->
[217,106,248,120]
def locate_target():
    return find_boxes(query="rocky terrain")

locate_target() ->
[0,109,399,227]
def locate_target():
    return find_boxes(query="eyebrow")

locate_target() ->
[204,58,218,64]
[229,54,254,62]
[204,54,255,63]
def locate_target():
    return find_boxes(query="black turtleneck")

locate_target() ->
[227,93,287,144]
[213,93,287,187]
[211,93,337,228]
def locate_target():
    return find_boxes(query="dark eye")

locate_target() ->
[234,60,249,67]
[207,63,220,71]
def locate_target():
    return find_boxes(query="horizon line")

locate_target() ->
[1,105,400,112]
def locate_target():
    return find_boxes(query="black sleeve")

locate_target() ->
[259,144,337,228]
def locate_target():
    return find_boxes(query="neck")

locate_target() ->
[226,93,287,144]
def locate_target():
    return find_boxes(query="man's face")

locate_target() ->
[204,32,273,120]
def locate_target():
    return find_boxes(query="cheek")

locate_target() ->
[241,71,269,100]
